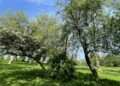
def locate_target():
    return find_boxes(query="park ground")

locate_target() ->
[0,60,120,86]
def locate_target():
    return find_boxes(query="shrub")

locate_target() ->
[100,55,120,67]
[48,52,76,81]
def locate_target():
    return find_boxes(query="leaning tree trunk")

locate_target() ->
[83,46,98,78]
[84,52,98,78]
[77,30,98,78]
[36,60,46,71]
[33,58,46,71]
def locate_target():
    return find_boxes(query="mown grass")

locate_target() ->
[76,65,120,81]
[0,60,120,86]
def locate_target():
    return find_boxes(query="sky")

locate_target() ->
[0,0,85,59]
[0,0,87,59]
[0,0,57,18]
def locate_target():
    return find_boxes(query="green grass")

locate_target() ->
[76,65,120,81]
[0,60,120,86]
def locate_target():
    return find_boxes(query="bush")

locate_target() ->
[100,55,120,67]
[48,52,76,81]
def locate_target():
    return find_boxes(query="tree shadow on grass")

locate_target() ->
[0,69,120,86]
[71,72,120,86]
[0,69,48,80]
[0,69,50,86]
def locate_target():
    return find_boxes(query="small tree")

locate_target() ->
[48,51,76,81]
[0,30,47,70]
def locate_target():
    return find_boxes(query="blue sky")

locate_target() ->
[0,0,85,59]
[0,0,86,59]
[0,0,57,17]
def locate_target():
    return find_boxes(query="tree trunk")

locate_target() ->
[37,60,46,71]
[77,25,98,78]
[84,50,98,78]
[33,58,46,71]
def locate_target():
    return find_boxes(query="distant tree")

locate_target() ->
[0,11,29,34]
[29,15,63,57]
[100,55,120,67]
[104,13,120,55]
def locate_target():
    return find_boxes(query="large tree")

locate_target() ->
[59,0,120,78]
[58,0,103,77]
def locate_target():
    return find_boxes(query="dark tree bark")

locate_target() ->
[82,42,98,78]
[33,58,46,71]
[77,30,98,78]
[84,50,98,78]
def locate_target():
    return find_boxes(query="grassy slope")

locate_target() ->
[0,60,120,86]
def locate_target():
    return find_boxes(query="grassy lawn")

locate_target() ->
[76,66,120,81]
[0,60,120,86]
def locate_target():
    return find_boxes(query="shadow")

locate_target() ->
[0,69,49,80]
[99,79,120,86]
[59,72,120,86]
[0,69,51,86]
[0,68,120,86]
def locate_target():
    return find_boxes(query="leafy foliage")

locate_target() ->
[59,0,120,77]
[100,55,120,67]
[0,30,47,69]
[48,52,76,81]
